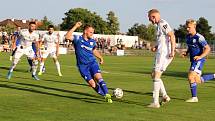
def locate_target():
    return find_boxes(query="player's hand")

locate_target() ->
[75,22,82,28]
[151,47,157,52]
[169,51,175,58]
[194,56,202,61]
[99,58,104,65]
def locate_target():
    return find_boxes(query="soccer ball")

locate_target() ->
[113,88,123,99]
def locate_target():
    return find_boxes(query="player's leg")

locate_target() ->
[78,64,104,96]
[159,57,172,104]
[10,47,17,61]
[201,74,215,82]
[186,71,198,102]
[38,58,46,75]
[92,63,112,103]
[186,60,207,102]
[51,51,62,76]
[27,48,39,80]
[7,47,23,79]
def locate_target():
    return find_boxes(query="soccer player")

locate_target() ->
[10,26,21,61]
[183,19,215,103]
[65,22,112,103]
[147,9,176,108]
[7,21,40,80]
[38,25,62,76]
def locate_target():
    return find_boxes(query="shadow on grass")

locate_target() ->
[0,66,29,73]
[0,82,103,104]
[122,70,188,79]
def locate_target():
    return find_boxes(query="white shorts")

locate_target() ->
[153,52,173,72]
[14,46,36,59]
[41,48,57,58]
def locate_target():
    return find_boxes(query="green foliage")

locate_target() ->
[106,11,120,34]
[127,23,156,41]
[37,16,54,30]
[1,24,16,34]
[60,8,110,34]
[174,24,187,43]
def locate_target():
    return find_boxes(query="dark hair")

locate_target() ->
[83,24,94,31]
[29,21,36,25]
[48,25,54,29]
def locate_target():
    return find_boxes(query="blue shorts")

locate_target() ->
[77,62,101,82]
[190,59,205,74]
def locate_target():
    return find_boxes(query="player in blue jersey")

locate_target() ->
[183,19,215,102]
[65,22,112,103]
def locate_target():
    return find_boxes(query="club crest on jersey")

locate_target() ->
[90,42,94,46]
[193,39,196,43]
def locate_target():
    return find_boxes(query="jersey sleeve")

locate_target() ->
[198,35,208,47]
[73,35,79,44]
[35,33,40,42]
[160,20,172,35]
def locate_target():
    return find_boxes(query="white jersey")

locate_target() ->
[156,19,172,54]
[42,32,59,49]
[19,29,39,47]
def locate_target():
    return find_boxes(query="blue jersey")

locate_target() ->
[13,31,21,46]
[32,42,37,53]
[186,33,208,62]
[73,35,97,65]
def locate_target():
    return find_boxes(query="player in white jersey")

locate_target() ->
[38,25,62,76]
[7,22,40,80]
[147,9,176,108]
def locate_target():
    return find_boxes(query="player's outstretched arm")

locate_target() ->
[65,22,82,41]
[93,49,104,64]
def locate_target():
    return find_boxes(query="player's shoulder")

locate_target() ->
[196,33,205,41]
[158,19,171,30]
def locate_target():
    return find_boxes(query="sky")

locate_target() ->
[1,0,215,33]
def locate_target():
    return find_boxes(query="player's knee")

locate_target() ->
[33,60,39,65]
[188,74,195,83]
[88,80,96,88]
[13,58,20,65]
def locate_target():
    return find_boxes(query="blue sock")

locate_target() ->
[190,82,197,97]
[98,78,108,95]
[94,83,105,96]
[201,74,215,82]
[27,58,33,67]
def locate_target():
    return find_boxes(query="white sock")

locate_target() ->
[153,81,161,104]
[39,62,45,72]
[32,60,38,75]
[159,79,167,97]
[55,61,61,73]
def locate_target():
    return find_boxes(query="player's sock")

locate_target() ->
[159,79,167,97]
[32,60,38,76]
[94,83,105,96]
[98,78,108,95]
[190,82,197,97]
[201,74,215,82]
[39,62,45,73]
[55,61,61,74]
[27,58,33,67]
[153,79,161,104]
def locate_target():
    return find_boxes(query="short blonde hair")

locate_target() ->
[186,19,197,26]
[148,9,160,16]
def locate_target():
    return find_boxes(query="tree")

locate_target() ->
[196,17,215,41]
[174,24,187,43]
[106,11,120,34]
[60,8,109,34]
[37,16,54,30]
[127,23,156,41]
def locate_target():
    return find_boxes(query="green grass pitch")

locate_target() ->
[0,52,215,121]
